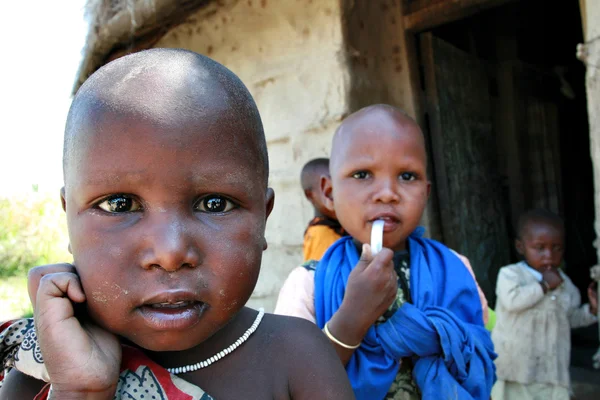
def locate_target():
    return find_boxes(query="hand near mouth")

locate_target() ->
[29,263,121,399]
[541,267,563,291]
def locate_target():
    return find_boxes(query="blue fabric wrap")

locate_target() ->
[314,231,496,400]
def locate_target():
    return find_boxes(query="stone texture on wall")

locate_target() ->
[154,0,350,310]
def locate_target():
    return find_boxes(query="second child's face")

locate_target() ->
[517,222,564,272]
[63,105,273,352]
[327,116,430,251]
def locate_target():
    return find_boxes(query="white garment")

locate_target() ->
[522,261,543,282]
[492,263,597,388]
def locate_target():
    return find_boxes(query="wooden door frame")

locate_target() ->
[402,0,520,243]
[418,32,457,248]
[402,0,518,33]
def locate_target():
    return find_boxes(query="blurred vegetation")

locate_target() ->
[0,276,33,321]
[0,190,71,319]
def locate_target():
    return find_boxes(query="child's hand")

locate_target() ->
[542,268,563,290]
[588,281,598,315]
[29,264,121,397]
[333,245,397,342]
[28,263,76,308]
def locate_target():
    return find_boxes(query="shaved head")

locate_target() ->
[300,158,330,191]
[64,48,268,186]
[330,104,426,174]
[324,104,430,250]
[517,208,564,239]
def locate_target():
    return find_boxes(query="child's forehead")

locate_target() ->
[69,90,247,159]
[341,107,422,143]
[92,69,231,125]
[523,219,564,238]
[331,111,425,166]
[64,49,268,186]
[69,107,261,178]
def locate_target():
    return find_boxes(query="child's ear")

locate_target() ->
[265,188,275,219]
[60,188,72,254]
[60,187,67,212]
[320,175,335,213]
[303,188,312,201]
[262,188,275,251]
[426,181,432,197]
[515,238,524,255]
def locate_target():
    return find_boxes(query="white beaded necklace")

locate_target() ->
[167,308,265,375]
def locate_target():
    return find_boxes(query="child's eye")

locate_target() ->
[195,195,236,213]
[352,171,370,179]
[400,172,417,181]
[97,195,141,213]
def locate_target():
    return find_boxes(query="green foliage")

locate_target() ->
[0,276,33,321]
[0,192,71,278]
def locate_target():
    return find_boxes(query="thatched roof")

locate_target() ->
[74,0,221,94]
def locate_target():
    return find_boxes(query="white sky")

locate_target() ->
[0,1,88,195]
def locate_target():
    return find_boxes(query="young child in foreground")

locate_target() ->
[275,104,496,400]
[0,49,354,400]
[300,158,346,262]
[491,209,598,400]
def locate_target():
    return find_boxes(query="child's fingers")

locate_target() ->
[365,248,394,273]
[35,272,86,324]
[28,264,77,308]
[34,272,87,348]
[355,244,374,271]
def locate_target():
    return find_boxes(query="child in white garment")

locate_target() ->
[492,209,598,400]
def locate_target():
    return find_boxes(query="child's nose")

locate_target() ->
[373,179,400,203]
[541,248,554,260]
[140,213,201,272]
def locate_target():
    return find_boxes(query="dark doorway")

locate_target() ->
[416,0,597,369]
[417,0,595,307]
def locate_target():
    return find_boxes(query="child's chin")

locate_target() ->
[384,237,409,252]
[131,335,208,352]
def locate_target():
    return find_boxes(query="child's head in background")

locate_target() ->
[516,209,565,272]
[300,158,336,219]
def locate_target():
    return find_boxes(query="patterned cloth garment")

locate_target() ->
[0,319,214,400]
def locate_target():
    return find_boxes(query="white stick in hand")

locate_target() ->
[371,220,384,256]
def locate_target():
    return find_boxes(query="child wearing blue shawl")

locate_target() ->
[275,104,496,400]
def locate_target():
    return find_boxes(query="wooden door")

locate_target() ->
[420,32,511,304]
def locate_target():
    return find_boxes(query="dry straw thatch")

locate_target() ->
[75,0,221,93]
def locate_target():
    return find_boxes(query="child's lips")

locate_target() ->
[149,300,194,309]
[138,301,208,331]
[370,215,400,232]
[137,290,208,330]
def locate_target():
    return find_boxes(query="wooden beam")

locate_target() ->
[404,0,518,33]
[403,0,448,15]
[580,0,587,40]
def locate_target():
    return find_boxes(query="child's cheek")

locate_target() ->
[76,242,130,308]
[90,281,130,305]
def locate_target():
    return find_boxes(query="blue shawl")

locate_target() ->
[314,230,496,400]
